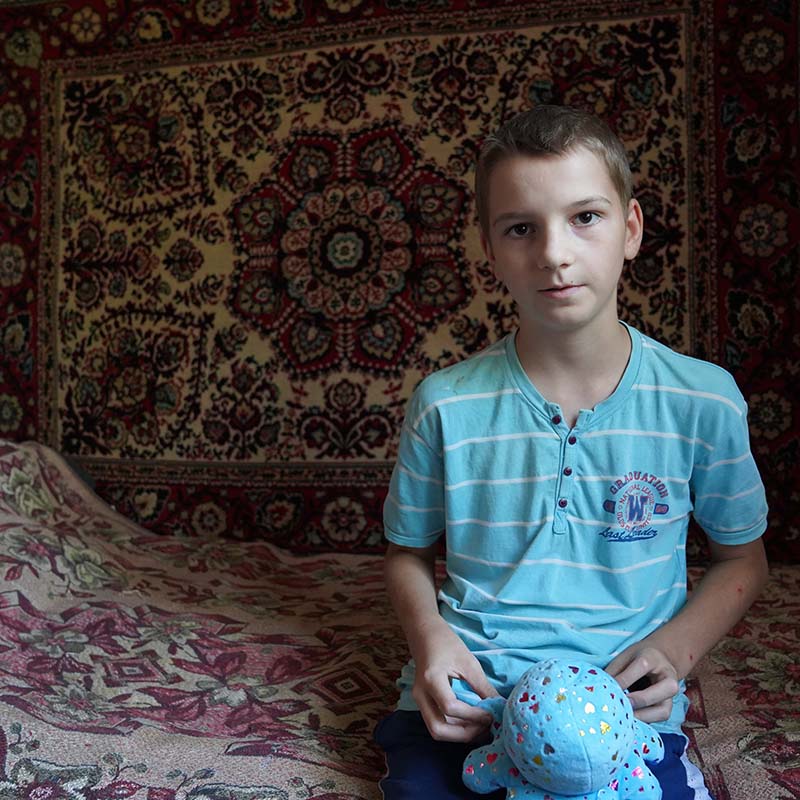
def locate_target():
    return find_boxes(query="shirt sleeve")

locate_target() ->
[383,381,446,548]
[690,379,768,545]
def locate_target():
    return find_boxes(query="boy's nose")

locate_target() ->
[535,225,574,271]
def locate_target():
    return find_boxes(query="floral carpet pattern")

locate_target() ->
[0,0,794,556]
[0,439,795,799]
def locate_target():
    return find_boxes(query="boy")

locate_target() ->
[375,106,769,800]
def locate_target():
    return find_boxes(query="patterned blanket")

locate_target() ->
[0,439,796,799]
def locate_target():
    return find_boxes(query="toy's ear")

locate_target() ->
[633,720,665,764]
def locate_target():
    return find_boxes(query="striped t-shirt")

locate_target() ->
[384,322,768,734]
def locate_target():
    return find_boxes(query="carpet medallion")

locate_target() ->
[36,4,711,548]
[0,0,791,554]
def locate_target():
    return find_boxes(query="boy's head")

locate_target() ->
[475,105,633,236]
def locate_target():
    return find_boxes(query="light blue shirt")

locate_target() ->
[384,323,768,734]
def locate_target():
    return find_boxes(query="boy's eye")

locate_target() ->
[507,223,531,237]
[574,211,600,226]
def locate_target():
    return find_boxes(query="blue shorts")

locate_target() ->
[374,710,714,800]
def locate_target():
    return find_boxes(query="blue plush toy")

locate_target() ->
[462,659,664,800]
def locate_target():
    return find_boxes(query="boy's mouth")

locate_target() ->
[540,284,582,294]
[538,284,584,301]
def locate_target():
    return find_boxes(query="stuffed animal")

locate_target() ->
[462,658,664,799]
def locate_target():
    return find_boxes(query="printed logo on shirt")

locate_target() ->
[598,471,670,541]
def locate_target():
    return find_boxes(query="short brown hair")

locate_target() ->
[475,105,634,234]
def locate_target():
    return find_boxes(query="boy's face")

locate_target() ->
[480,147,643,337]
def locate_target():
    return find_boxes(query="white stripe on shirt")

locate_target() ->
[398,464,443,485]
[694,452,751,470]
[582,429,715,451]
[576,474,689,485]
[447,516,553,528]
[445,431,559,452]
[450,550,674,574]
[446,474,559,491]
[385,494,444,513]
[447,619,634,646]
[403,424,432,451]
[447,572,686,610]
[566,512,690,527]
[413,388,521,428]
[694,483,763,501]
[694,511,768,533]
[656,582,687,596]
[633,384,743,416]
[445,578,648,613]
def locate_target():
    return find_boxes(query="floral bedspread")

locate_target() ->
[0,440,796,799]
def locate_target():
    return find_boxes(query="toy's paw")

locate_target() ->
[463,744,522,794]
[632,720,665,764]
[613,760,662,799]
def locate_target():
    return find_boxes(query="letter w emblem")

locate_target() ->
[626,494,648,523]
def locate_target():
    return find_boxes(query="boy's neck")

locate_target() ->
[515,319,632,425]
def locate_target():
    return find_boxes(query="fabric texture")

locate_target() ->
[0,0,795,559]
[385,323,767,734]
[0,439,794,798]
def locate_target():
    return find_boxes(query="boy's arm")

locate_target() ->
[385,541,497,741]
[606,535,769,722]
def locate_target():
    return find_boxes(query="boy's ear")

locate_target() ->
[624,198,644,261]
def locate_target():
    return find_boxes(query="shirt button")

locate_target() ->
[552,415,562,425]
[558,499,568,508]
[563,467,573,476]
[568,435,577,445]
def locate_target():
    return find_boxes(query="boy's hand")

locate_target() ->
[411,618,498,742]
[605,645,679,723]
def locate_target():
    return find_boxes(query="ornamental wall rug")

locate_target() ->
[0,0,795,555]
